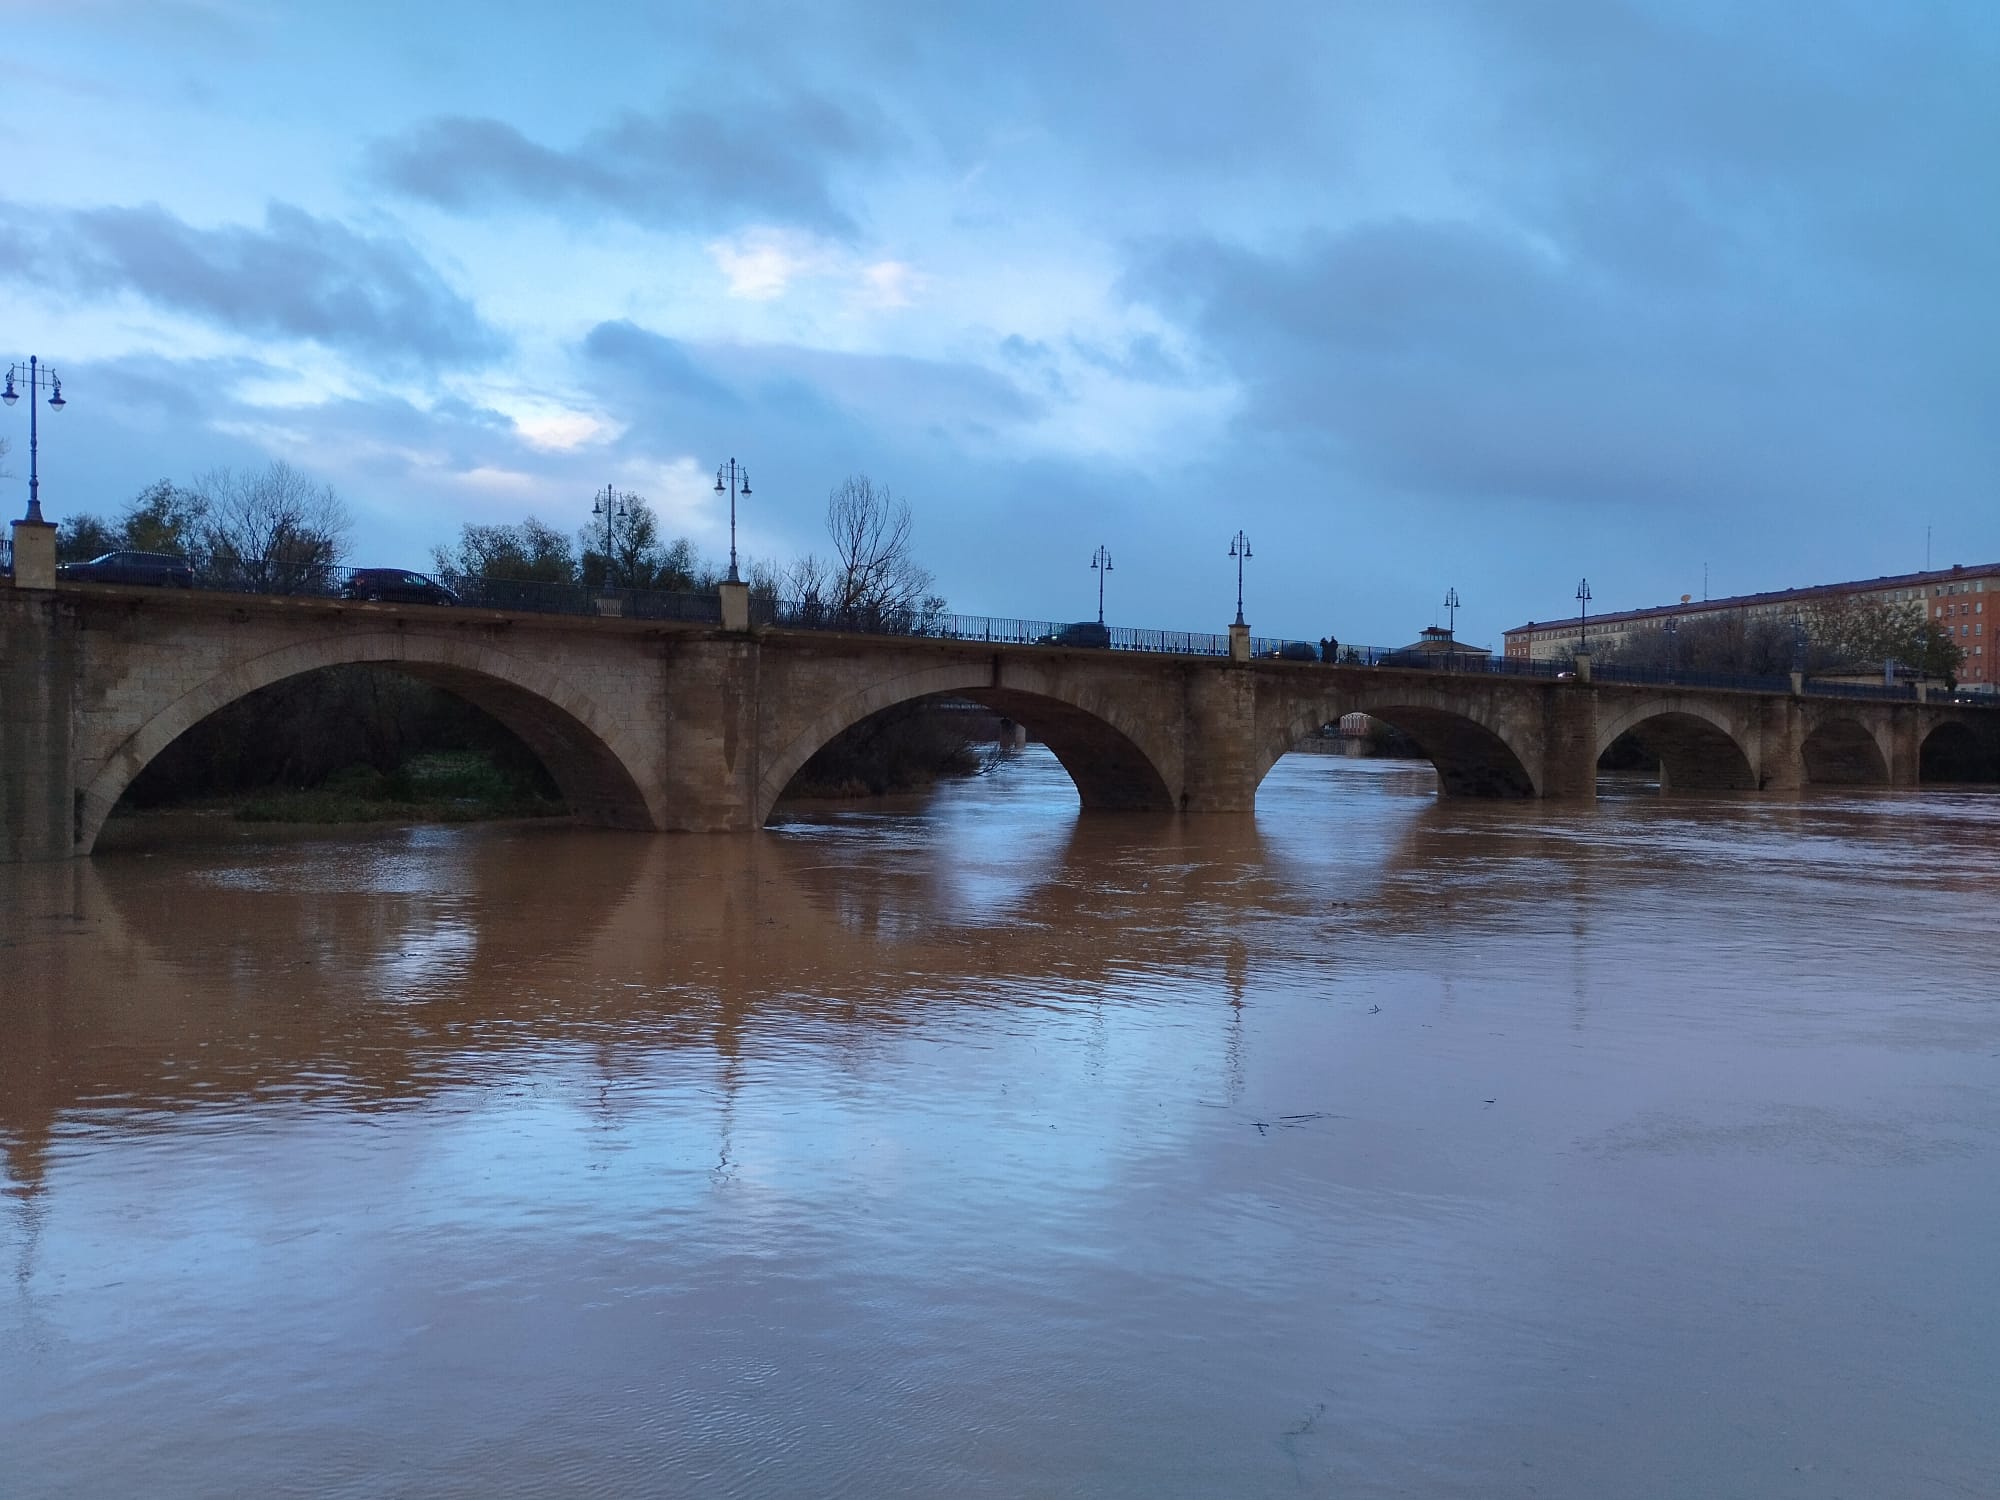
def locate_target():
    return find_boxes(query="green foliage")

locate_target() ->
[121,666,562,808]
[56,467,348,591]
[56,512,121,563]
[123,480,212,561]
[434,517,577,583]
[562,490,721,592]
[784,699,981,798]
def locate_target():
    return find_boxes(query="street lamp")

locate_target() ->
[1228,530,1252,626]
[1090,545,1112,624]
[1442,586,1460,640]
[591,482,626,588]
[1575,577,1592,655]
[714,458,750,584]
[2,356,67,524]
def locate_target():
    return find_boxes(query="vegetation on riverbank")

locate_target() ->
[233,752,565,824]
[782,700,984,798]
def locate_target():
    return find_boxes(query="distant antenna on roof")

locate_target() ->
[1927,525,1932,571]
[1703,562,1708,602]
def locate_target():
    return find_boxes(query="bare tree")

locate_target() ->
[786,475,942,631]
[1604,598,1963,682]
[197,461,352,593]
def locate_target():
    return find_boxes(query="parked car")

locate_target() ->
[1264,641,1320,662]
[58,551,195,587]
[1038,620,1111,648]
[341,568,459,606]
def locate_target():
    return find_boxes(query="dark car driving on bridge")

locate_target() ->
[340,569,459,606]
[58,551,195,587]
[1038,621,1111,648]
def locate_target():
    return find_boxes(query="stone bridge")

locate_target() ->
[3,584,1995,861]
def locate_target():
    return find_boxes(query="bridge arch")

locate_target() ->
[1259,690,1541,798]
[78,631,662,853]
[1594,701,1757,791]
[1920,719,1998,783]
[1799,714,1891,785]
[755,663,1177,822]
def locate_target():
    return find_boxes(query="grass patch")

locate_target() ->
[235,751,565,825]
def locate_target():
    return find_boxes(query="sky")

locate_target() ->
[3,0,1996,647]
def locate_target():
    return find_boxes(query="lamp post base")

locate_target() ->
[8,519,57,589]
[719,580,751,632]
[1228,621,1250,662]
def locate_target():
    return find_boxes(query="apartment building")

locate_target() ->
[1502,562,2000,689]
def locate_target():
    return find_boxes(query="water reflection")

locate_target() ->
[4,750,1999,1498]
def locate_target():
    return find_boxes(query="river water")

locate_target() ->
[3,749,1997,1498]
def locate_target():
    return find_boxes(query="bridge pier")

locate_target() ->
[0,592,78,862]
[1182,661,1260,811]
[1539,685,1600,801]
[1885,709,1924,789]
[1756,698,1804,793]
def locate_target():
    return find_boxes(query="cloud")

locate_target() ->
[581,319,1042,447]
[0,200,504,367]
[367,93,891,236]
[705,231,840,300]
[1129,201,1998,517]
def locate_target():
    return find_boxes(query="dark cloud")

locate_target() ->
[580,321,742,410]
[367,94,892,236]
[1131,198,1999,517]
[0,200,504,366]
[1067,333,1195,387]
[582,319,1042,441]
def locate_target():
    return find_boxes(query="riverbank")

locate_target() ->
[98,750,565,849]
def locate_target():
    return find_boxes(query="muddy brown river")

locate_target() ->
[3,750,1997,1497]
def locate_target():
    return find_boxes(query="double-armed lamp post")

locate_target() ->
[1442,585,1460,640]
[1090,545,1112,624]
[1228,531,1252,626]
[3,356,67,523]
[1575,577,1592,655]
[591,483,626,589]
[715,458,750,584]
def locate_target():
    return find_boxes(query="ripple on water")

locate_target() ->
[4,749,2000,1498]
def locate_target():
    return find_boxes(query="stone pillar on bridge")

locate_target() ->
[0,592,78,861]
[1885,707,1924,789]
[1538,683,1600,800]
[654,637,766,830]
[1181,660,1259,811]
[1755,697,1804,793]
[719,580,750,633]
[8,519,58,590]
[1228,622,1250,663]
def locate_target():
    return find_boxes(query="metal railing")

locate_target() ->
[1797,679,1915,701]
[173,564,725,623]
[758,601,1237,655]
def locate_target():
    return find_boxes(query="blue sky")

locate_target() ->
[4,0,1996,645]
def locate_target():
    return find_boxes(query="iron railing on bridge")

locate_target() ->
[758,599,1235,655]
[169,565,725,624]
